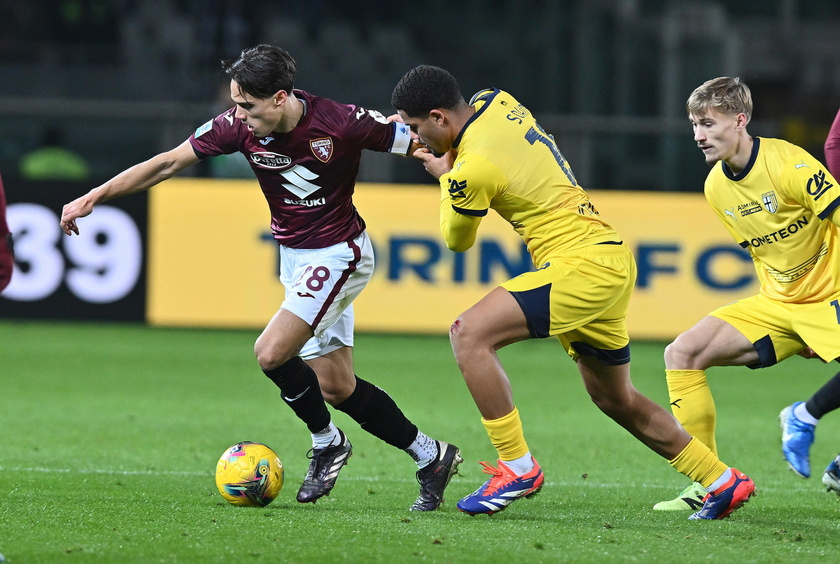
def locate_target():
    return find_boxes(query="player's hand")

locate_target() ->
[796,347,826,362]
[412,147,456,180]
[408,138,428,156]
[60,195,95,236]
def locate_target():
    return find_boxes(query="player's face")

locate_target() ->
[398,110,451,154]
[690,109,746,166]
[230,80,281,138]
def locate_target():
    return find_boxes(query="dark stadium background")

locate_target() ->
[2,0,840,322]
[1,0,839,191]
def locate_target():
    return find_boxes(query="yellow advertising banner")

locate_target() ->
[148,179,758,340]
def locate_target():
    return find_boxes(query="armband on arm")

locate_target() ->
[389,122,412,156]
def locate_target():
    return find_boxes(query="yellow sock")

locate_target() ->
[482,407,529,461]
[669,437,728,488]
[666,369,717,456]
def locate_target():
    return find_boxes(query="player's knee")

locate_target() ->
[449,317,462,338]
[587,387,626,419]
[449,317,465,348]
[582,371,635,419]
[254,340,296,372]
[449,316,482,357]
[452,313,490,339]
[663,334,701,369]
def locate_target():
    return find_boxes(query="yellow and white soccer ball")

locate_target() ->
[215,441,284,507]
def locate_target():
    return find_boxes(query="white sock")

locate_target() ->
[312,422,341,449]
[794,402,819,425]
[502,452,534,476]
[406,432,439,468]
[706,468,733,493]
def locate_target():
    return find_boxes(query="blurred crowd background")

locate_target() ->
[1,0,839,191]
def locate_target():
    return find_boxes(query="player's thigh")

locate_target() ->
[709,294,806,368]
[454,286,530,348]
[666,315,758,369]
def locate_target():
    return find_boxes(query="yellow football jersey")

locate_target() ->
[705,137,840,303]
[438,89,620,266]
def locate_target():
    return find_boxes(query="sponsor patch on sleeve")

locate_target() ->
[194,120,213,138]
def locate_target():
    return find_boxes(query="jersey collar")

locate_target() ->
[721,137,760,181]
[453,88,500,149]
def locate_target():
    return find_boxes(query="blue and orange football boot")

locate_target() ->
[457,457,544,515]
[688,468,755,520]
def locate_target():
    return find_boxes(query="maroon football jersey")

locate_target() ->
[0,170,13,291]
[189,90,411,248]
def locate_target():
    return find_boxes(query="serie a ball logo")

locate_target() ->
[215,442,284,507]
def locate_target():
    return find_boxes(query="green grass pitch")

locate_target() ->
[1,320,839,563]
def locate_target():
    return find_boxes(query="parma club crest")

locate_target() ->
[762,191,778,213]
[310,138,333,163]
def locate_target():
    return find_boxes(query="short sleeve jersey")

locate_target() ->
[189,89,411,248]
[439,89,621,266]
[705,137,840,303]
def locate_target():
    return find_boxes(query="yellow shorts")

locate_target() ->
[711,293,840,366]
[501,243,637,365]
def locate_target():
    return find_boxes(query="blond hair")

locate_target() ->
[686,77,753,122]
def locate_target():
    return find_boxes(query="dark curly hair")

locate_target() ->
[391,65,463,117]
[222,44,297,99]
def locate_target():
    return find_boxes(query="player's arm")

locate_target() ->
[781,152,840,229]
[411,147,482,251]
[440,197,482,253]
[437,154,500,253]
[60,140,200,235]
[825,107,840,178]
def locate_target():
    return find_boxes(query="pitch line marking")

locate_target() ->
[0,465,808,494]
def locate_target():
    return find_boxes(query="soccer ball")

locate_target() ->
[215,441,284,507]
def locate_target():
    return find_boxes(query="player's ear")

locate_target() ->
[429,109,445,125]
[273,90,288,106]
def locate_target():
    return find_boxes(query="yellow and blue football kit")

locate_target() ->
[667,137,840,461]
[438,88,635,364]
[705,137,840,364]
[440,89,727,489]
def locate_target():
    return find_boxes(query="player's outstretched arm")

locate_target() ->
[60,141,200,235]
